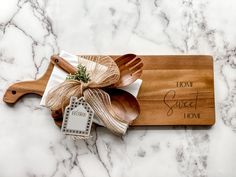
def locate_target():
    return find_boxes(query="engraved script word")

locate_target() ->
[163,90,199,116]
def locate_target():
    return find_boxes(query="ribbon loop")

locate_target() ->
[77,55,120,88]
[46,80,83,111]
[84,88,128,135]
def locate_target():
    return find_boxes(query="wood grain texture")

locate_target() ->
[3,55,215,126]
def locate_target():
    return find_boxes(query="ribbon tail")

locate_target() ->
[83,88,128,135]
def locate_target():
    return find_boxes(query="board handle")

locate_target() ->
[3,81,44,103]
[3,62,54,104]
[3,55,77,104]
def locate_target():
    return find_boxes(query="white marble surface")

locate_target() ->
[0,0,236,176]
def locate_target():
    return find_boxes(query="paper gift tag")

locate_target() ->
[61,96,94,138]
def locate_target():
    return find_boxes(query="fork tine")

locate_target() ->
[115,54,137,66]
[118,72,142,87]
[116,77,135,88]
[113,54,143,87]
[115,54,136,62]
[132,69,142,77]
[125,57,142,68]
[129,62,143,73]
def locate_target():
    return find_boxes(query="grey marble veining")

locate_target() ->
[0,0,236,176]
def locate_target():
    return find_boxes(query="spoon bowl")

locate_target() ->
[52,88,140,126]
[106,88,140,123]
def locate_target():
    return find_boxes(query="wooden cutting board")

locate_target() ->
[3,55,215,126]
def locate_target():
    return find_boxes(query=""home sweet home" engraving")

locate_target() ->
[163,81,200,119]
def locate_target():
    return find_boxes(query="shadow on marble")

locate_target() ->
[128,125,212,131]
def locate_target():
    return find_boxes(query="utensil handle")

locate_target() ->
[49,55,78,119]
[51,55,77,74]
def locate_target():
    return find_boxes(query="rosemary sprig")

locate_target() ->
[66,64,90,83]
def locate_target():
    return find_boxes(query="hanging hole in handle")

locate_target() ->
[55,59,59,63]
[12,90,16,95]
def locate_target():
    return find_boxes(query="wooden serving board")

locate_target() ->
[3,55,215,126]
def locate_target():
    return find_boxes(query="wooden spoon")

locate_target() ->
[53,88,140,127]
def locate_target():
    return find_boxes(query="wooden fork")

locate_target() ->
[112,54,143,88]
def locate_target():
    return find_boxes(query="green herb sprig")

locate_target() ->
[66,64,90,83]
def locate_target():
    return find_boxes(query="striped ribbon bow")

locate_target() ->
[46,56,130,135]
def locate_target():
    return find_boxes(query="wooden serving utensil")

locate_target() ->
[50,55,141,125]
[53,89,140,127]
[103,88,140,122]
[112,54,143,88]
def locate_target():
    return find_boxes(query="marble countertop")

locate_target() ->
[0,0,236,176]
